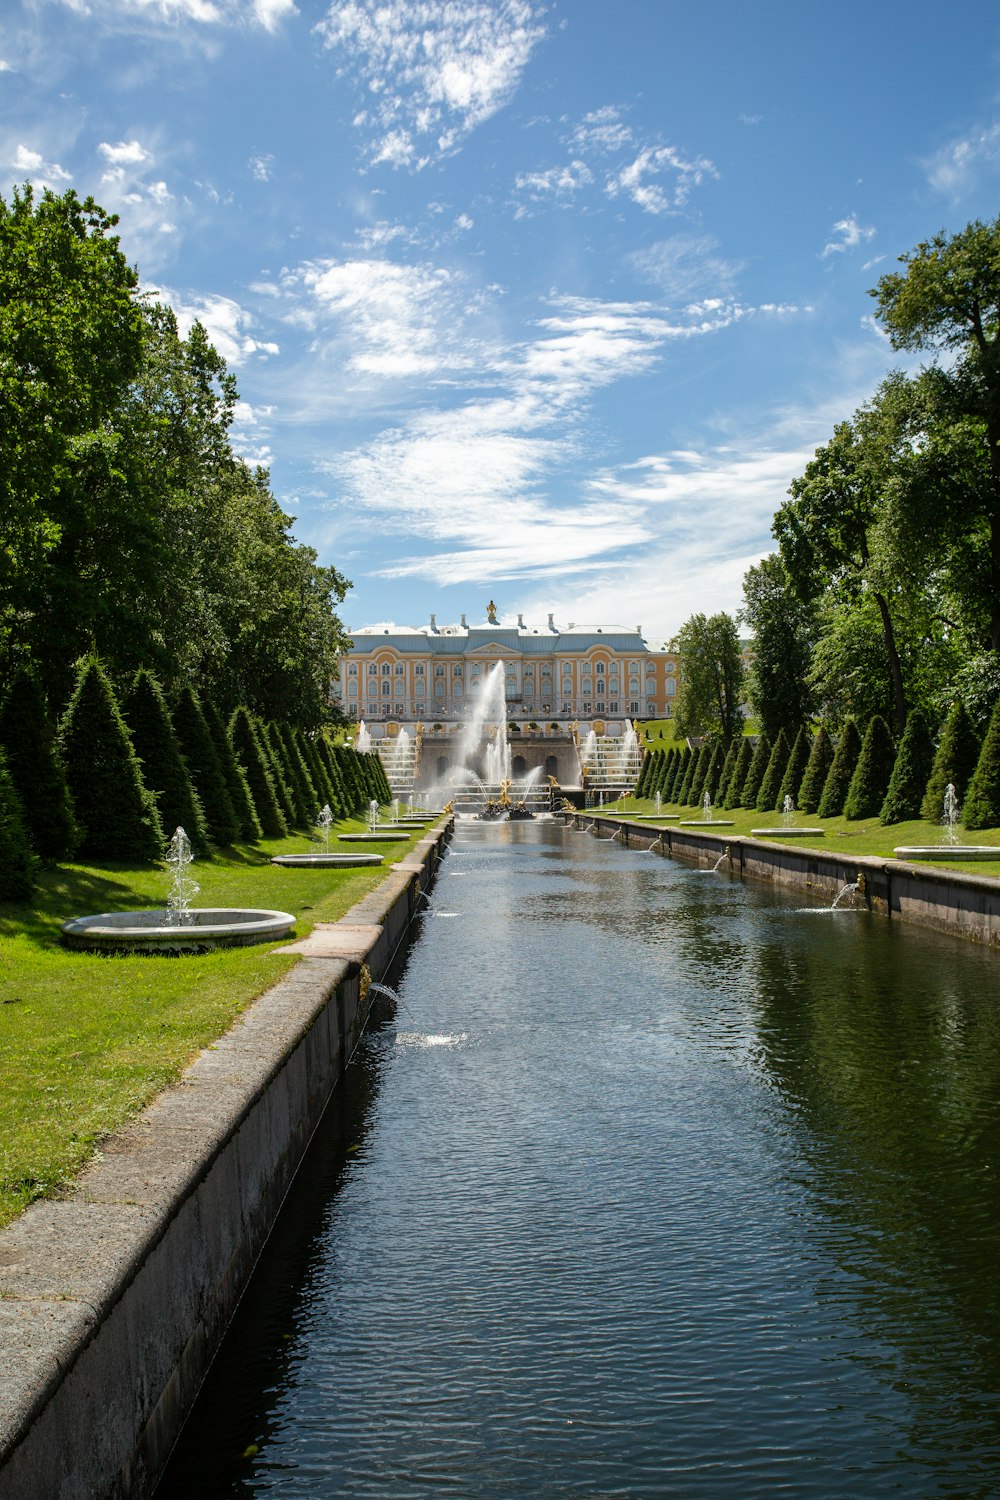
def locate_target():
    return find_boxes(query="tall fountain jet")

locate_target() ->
[458,661,512,787]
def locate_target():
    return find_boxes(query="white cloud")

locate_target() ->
[249,153,274,181]
[51,0,296,26]
[608,144,718,214]
[99,138,152,167]
[251,0,296,30]
[821,215,876,257]
[155,288,281,365]
[513,105,717,219]
[923,121,1000,199]
[10,143,71,184]
[315,0,546,167]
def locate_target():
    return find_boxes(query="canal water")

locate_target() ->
[158,821,1000,1498]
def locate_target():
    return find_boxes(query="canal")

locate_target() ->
[157,820,1000,1498]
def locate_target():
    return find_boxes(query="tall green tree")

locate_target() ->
[672,612,745,744]
[871,217,1000,651]
[0,670,77,861]
[921,700,980,821]
[740,555,817,739]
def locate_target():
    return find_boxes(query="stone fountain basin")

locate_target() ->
[750,827,824,838]
[893,846,1000,861]
[60,908,296,953]
[339,832,411,843]
[271,853,383,868]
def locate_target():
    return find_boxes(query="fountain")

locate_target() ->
[355,721,373,753]
[680,782,734,827]
[751,795,823,840]
[273,804,385,867]
[894,783,1000,861]
[63,826,297,952]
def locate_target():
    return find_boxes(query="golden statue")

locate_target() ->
[486,599,498,623]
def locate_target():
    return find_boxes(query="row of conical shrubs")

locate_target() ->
[0,659,392,899]
[635,695,1000,831]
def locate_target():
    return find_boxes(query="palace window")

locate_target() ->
[395,663,404,676]
[666,678,676,696]
[368,663,378,677]
[415,663,425,676]
[347,663,358,677]
[435,664,445,676]
[381,663,391,676]
[381,680,391,696]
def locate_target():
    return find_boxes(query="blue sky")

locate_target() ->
[3,0,1000,644]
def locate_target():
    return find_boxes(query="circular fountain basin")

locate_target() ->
[339,831,411,843]
[271,853,383,868]
[629,813,680,821]
[750,827,824,838]
[60,908,296,953]
[894,846,1000,861]
[678,819,735,827]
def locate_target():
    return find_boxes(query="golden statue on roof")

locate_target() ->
[486,599,498,623]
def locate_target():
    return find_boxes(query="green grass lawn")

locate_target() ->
[596,795,1000,878]
[0,814,429,1231]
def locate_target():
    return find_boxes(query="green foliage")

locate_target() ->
[797,728,834,814]
[844,715,896,820]
[172,686,239,848]
[0,671,77,861]
[260,723,296,826]
[755,729,790,812]
[675,745,702,805]
[59,658,162,861]
[276,723,319,827]
[722,739,753,809]
[741,734,772,810]
[230,709,286,838]
[672,613,745,743]
[922,700,981,820]
[818,720,861,819]
[699,745,724,805]
[777,727,811,812]
[201,695,262,843]
[317,739,348,820]
[714,740,739,807]
[663,748,688,801]
[740,555,817,738]
[123,670,209,853]
[880,709,935,824]
[299,734,336,814]
[635,750,653,798]
[0,748,36,899]
[962,696,1000,830]
[335,746,367,815]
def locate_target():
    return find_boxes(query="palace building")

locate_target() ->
[336,607,680,730]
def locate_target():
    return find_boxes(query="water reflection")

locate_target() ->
[158,821,1000,1499]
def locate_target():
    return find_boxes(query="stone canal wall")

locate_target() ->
[571,812,1000,948]
[0,822,452,1500]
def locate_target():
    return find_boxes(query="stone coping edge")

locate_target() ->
[0,816,453,1500]
[568,812,1000,948]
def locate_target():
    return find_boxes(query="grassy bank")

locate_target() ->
[0,814,430,1231]
[594,797,1000,878]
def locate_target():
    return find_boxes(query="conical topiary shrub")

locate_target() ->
[797,728,833,815]
[650,749,669,797]
[317,739,348,819]
[844,715,895,820]
[230,709,287,838]
[335,746,365,815]
[123,670,210,853]
[663,748,688,802]
[741,734,771,810]
[880,709,935,824]
[634,750,651,798]
[261,723,297,826]
[722,739,753,809]
[756,729,789,812]
[715,740,739,807]
[201,695,262,842]
[963,695,1000,831]
[818,720,861,819]
[300,734,336,813]
[172,686,239,848]
[676,746,703,805]
[60,658,163,861]
[777,727,811,812]
[278,723,319,826]
[0,749,37,899]
[921,700,981,822]
[0,670,77,862]
[699,745,724,806]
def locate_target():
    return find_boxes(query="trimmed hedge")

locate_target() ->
[844,715,895,820]
[722,739,753,809]
[172,687,239,848]
[880,710,935,824]
[741,734,771,809]
[230,709,287,837]
[201,695,262,842]
[124,670,209,854]
[0,748,37,899]
[797,728,833,815]
[60,658,163,861]
[777,727,811,812]
[921,700,980,822]
[963,695,1000,830]
[0,670,77,862]
[715,740,739,807]
[818,720,861,820]
[756,729,789,812]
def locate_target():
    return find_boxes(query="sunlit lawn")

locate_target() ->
[0,815,429,1230]
[597,797,1000,878]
